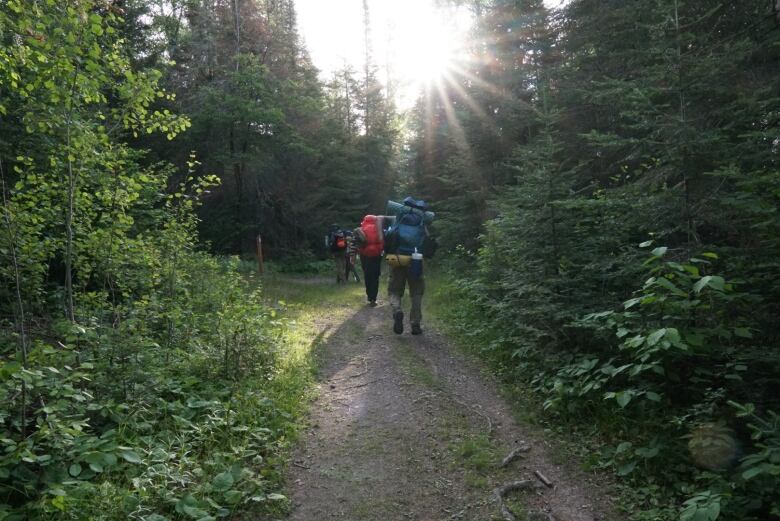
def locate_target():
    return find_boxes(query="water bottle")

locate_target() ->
[410,248,424,278]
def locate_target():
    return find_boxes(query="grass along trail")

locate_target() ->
[263,273,621,521]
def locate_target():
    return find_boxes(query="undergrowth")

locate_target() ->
[0,266,362,520]
[427,252,780,521]
[0,258,312,520]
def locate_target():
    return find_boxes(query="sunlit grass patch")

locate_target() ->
[448,433,499,490]
[451,433,499,473]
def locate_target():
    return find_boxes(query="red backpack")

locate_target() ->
[357,215,383,257]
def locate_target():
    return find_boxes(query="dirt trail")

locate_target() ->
[280,299,620,521]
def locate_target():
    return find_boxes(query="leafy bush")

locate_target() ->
[0,251,295,520]
[432,241,780,521]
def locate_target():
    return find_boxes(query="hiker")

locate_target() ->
[325,225,348,283]
[353,215,384,306]
[384,197,436,335]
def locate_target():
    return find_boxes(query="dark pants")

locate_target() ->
[360,255,382,302]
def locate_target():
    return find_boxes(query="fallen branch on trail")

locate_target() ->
[493,480,537,521]
[533,470,554,488]
[500,445,531,467]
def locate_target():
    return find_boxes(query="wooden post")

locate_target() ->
[256,234,264,274]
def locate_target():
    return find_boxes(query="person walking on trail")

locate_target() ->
[384,197,436,335]
[353,215,384,306]
[325,225,348,283]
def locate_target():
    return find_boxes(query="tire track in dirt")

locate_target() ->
[278,300,621,521]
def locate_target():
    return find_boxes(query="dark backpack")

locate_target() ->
[329,230,347,253]
[386,212,427,255]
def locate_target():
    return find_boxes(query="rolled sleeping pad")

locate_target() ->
[386,200,435,223]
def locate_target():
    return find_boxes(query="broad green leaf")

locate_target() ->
[103,453,117,466]
[665,327,681,344]
[223,490,243,504]
[624,335,645,348]
[85,452,104,464]
[212,471,234,492]
[646,329,666,347]
[615,391,632,408]
[707,502,721,520]
[623,297,642,309]
[693,276,711,293]
[617,460,636,476]
[120,450,142,464]
[611,364,632,376]
[708,276,725,291]
[742,466,764,480]
[68,463,82,477]
[182,505,208,519]
[654,277,686,296]
[651,246,667,257]
[175,494,198,514]
[694,275,726,293]
[635,446,659,458]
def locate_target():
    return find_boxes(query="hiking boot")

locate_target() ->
[369,300,377,307]
[411,323,423,335]
[393,311,404,334]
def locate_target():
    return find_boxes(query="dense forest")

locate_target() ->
[1,0,779,520]
[417,1,780,520]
